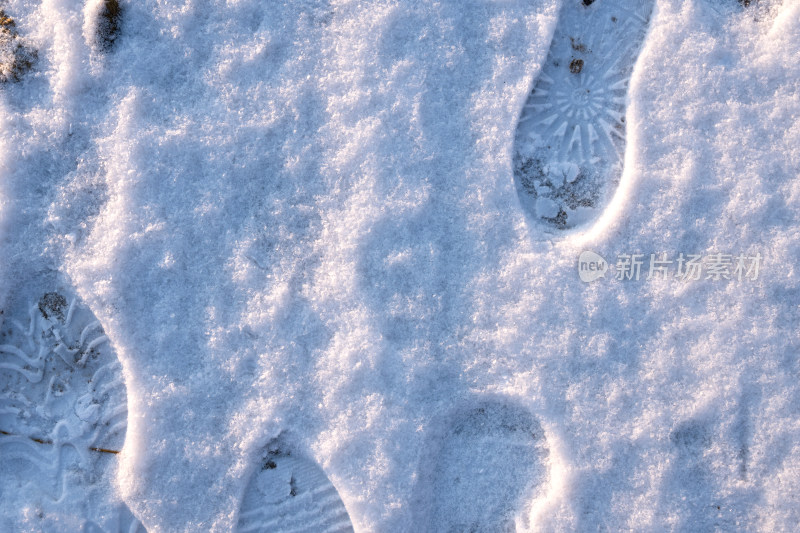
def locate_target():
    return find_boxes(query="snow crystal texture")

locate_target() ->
[1,0,799,531]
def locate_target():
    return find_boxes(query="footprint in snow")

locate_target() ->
[237,434,354,533]
[0,292,144,532]
[513,0,656,231]
[414,399,549,532]
[513,0,760,232]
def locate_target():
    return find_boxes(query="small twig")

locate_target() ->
[0,429,120,454]
[90,446,119,454]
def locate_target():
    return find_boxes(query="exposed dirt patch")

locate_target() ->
[570,37,588,53]
[0,10,37,83]
[39,293,67,321]
[97,0,123,51]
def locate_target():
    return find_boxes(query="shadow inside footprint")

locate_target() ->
[237,435,354,533]
[414,399,549,532]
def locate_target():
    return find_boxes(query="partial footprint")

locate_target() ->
[665,417,757,531]
[414,399,549,532]
[513,0,656,230]
[237,435,354,533]
[0,292,144,532]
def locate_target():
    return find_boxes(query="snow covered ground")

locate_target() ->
[1,0,799,531]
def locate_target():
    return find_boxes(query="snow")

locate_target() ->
[2,0,799,531]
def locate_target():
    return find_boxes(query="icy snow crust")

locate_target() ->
[1,0,799,530]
